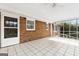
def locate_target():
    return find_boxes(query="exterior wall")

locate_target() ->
[20,17,51,43]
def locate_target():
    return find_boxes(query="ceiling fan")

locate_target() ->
[51,3,56,7]
[45,3,64,8]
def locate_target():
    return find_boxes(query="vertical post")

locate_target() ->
[0,12,1,48]
[76,18,78,40]
[69,21,70,38]
[51,23,52,37]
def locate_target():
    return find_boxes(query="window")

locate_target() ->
[54,18,79,39]
[26,20,35,31]
[4,16,18,38]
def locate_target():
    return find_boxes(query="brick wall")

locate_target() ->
[20,17,51,43]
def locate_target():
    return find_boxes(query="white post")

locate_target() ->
[51,23,52,37]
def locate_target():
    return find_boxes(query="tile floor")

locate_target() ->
[0,37,79,56]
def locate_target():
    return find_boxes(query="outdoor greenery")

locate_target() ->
[55,19,79,39]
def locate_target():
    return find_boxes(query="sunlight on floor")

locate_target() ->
[48,36,79,46]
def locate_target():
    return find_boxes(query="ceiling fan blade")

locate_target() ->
[52,3,56,7]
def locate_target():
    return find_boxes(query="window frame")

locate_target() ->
[26,20,36,31]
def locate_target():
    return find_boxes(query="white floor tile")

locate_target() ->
[0,37,79,56]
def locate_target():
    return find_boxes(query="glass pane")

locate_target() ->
[60,23,64,32]
[70,20,77,31]
[77,19,79,38]
[27,20,34,29]
[78,33,79,38]
[64,31,70,38]
[64,31,69,35]
[59,22,64,37]
[77,19,79,31]
[63,21,70,38]
[4,28,18,38]
[70,33,77,39]
[54,22,64,37]
[4,16,18,27]
[64,21,70,31]
[70,20,77,39]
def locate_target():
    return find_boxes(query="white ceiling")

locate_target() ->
[0,3,79,23]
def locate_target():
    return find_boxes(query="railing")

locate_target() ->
[59,34,77,39]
